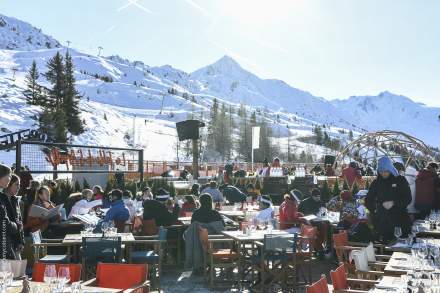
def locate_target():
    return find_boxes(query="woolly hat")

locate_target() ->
[377,156,398,177]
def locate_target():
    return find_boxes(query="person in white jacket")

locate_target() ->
[405,166,418,220]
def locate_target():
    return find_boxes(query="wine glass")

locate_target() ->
[394,226,402,241]
[0,260,11,291]
[57,266,70,288]
[44,264,56,287]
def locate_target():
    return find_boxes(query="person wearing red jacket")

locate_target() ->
[279,190,306,231]
[340,162,362,187]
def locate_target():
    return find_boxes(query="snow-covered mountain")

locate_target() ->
[332,92,440,147]
[0,15,60,50]
[0,13,439,166]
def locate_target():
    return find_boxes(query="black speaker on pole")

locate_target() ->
[176,119,205,141]
[324,155,336,166]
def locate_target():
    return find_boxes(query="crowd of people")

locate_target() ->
[0,156,439,261]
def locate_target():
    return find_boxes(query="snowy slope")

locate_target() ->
[0,15,60,50]
[0,13,439,167]
[332,92,440,147]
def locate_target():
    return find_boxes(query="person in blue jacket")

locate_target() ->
[104,189,130,223]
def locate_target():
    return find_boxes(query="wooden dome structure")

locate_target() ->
[334,130,435,169]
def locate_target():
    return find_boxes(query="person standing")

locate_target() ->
[365,156,412,242]
[0,164,22,259]
[415,162,440,218]
[3,174,25,259]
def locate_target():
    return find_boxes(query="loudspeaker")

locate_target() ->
[176,120,205,141]
[324,155,336,166]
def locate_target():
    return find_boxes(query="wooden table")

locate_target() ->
[384,252,411,276]
[222,229,290,287]
[7,280,121,293]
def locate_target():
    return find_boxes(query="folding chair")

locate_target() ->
[30,230,69,264]
[32,262,82,283]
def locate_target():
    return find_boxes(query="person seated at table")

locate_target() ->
[82,189,94,202]
[327,190,359,223]
[25,186,60,233]
[103,189,130,224]
[191,193,224,226]
[279,190,306,231]
[67,192,88,219]
[255,195,274,221]
[220,184,247,204]
[201,181,224,203]
[140,187,153,201]
[92,185,104,200]
[122,190,136,220]
[298,188,324,215]
[246,183,261,201]
[190,183,200,198]
[180,195,198,217]
[23,180,40,225]
[143,189,179,227]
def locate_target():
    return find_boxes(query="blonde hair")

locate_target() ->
[35,186,50,203]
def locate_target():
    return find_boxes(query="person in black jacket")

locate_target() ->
[143,189,179,227]
[0,164,22,259]
[298,188,324,215]
[220,184,247,204]
[365,156,412,243]
[191,194,224,225]
[3,174,24,259]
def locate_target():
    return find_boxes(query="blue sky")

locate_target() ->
[2,0,440,106]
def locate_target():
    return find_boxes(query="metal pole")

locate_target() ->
[192,139,199,180]
[139,149,144,182]
[15,140,21,175]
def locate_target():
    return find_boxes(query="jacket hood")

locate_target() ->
[377,156,398,177]
[417,169,435,180]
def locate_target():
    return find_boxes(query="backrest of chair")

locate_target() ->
[300,225,317,252]
[82,237,122,264]
[306,275,329,293]
[142,219,158,236]
[31,230,42,244]
[198,226,209,252]
[114,220,126,233]
[352,249,370,272]
[96,263,148,290]
[330,264,348,290]
[365,242,376,262]
[263,234,295,253]
[333,231,348,247]
[32,263,82,282]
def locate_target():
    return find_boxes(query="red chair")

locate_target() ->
[306,275,329,293]
[330,263,377,293]
[82,263,149,293]
[32,263,82,283]
[297,224,318,284]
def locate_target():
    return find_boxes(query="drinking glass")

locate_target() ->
[395,226,402,241]
[44,264,56,287]
[58,266,70,287]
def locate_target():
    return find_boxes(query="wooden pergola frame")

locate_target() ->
[334,130,434,170]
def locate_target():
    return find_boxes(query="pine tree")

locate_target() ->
[351,181,359,196]
[24,60,43,106]
[64,51,84,135]
[342,178,350,190]
[104,113,107,121]
[321,180,331,203]
[332,180,341,197]
[364,178,370,190]
[42,52,68,142]
[206,98,219,155]
[44,52,65,108]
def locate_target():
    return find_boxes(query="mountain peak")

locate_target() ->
[0,13,60,50]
